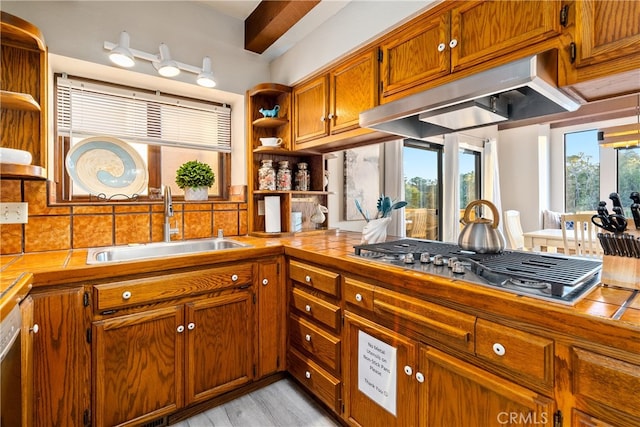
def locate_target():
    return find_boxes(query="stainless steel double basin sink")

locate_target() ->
[86,238,252,264]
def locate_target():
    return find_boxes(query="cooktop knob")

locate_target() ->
[452,261,466,274]
[433,254,445,266]
[404,253,415,264]
[419,252,431,263]
[447,257,459,268]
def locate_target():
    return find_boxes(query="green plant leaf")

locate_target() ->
[175,160,215,189]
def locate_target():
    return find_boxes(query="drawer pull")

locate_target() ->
[355,293,362,302]
[492,343,506,356]
[187,322,195,330]
[415,372,425,383]
[262,278,269,286]
[305,371,311,379]
[177,325,185,333]
[437,42,446,52]
[449,39,458,48]
[404,365,412,376]
[374,299,470,343]
[305,334,312,342]
[231,274,238,282]
[305,275,311,283]
[30,324,39,334]
[305,304,312,312]
[122,291,132,300]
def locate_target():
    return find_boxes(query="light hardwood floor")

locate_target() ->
[172,379,341,427]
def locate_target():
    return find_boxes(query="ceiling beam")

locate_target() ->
[245,0,320,54]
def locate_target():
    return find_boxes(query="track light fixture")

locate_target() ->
[104,31,216,88]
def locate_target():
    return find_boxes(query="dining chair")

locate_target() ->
[560,213,603,257]
[503,210,526,250]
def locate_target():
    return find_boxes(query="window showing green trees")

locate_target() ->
[565,130,600,212]
[618,147,640,217]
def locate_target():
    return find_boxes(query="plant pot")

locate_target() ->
[361,217,392,244]
[184,187,208,201]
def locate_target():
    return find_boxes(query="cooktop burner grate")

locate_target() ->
[353,238,601,287]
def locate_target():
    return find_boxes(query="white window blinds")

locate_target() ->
[56,76,231,152]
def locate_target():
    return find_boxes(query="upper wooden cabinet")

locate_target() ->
[293,49,379,149]
[379,0,563,103]
[0,11,47,179]
[561,0,640,102]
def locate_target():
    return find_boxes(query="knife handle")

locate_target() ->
[630,192,640,204]
[631,203,640,229]
[609,192,623,208]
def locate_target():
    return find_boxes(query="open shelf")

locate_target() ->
[252,117,288,128]
[0,163,47,179]
[0,90,40,111]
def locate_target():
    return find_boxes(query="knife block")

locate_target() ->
[600,229,640,290]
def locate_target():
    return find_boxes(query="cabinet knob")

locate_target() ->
[231,274,238,282]
[262,278,269,286]
[437,42,446,52]
[305,304,312,312]
[122,291,132,300]
[30,324,39,334]
[449,39,458,48]
[415,372,425,383]
[404,365,412,376]
[177,325,185,333]
[328,113,335,119]
[305,371,311,379]
[492,343,506,356]
[305,334,312,342]
[305,275,311,283]
[187,322,195,330]
[320,116,326,122]
[355,293,363,302]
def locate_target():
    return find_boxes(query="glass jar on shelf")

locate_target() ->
[295,162,310,191]
[276,160,292,190]
[258,159,276,190]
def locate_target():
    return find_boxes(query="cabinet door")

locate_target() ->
[573,0,640,68]
[379,12,450,102]
[32,287,90,427]
[343,312,418,427]
[419,346,555,427]
[184,290,253,405]
[330,50,378,134]
[257,258,285,378]
[293,75,329,144]
[93,306,184,427]
[21,296,34,427]
[450,0,561,72]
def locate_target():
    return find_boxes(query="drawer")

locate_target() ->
[343,277,374,312]
[373,288,475,353]
[290,286,340,332]
[289,314,341,374]
[94,263,254,311]
[288,348,341,413]
[289,260,340,297]
[572,347,640,420]
[476,319,554,388]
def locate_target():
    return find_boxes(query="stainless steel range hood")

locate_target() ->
[360,51,582,140]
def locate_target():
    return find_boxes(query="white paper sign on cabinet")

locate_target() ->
[357,330,397,416]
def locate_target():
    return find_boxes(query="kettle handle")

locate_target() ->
[462,199,500,229]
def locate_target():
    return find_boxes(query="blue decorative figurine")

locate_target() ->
[259,105,280,118]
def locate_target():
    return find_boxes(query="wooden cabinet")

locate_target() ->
[246,84,330,236]
[293,49,380,150]
[379,0,562,103]
[561,0,640,101]
[20,295,34,427]
[571,347,640,426]
[30,286,90,427]
[256,257,285,378]
[287,260,342,414]
[419,346,555,426]
[92,264,254,426]
[0,11,47,179]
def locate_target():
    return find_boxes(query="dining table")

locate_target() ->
[523,228,581,252]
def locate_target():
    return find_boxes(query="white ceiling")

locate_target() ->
[198,0,352,60]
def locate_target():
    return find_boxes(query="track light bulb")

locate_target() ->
[197,57,216,88]
[109,31,135,68]
[157,43,180,77]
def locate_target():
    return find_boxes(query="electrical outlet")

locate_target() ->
[0,202,28,224]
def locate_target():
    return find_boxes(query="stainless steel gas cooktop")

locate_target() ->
[352,239,602,305]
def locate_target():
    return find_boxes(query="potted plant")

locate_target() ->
[175,160,215,201]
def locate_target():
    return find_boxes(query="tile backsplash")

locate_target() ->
[0,180,247,255]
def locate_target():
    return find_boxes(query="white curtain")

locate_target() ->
[442,134,460,243]
[384,139,405,238]
[483,138,504,234]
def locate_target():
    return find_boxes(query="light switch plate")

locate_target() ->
[0,202,28,224]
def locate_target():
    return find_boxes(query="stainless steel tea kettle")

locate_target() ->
[458,199,505,253]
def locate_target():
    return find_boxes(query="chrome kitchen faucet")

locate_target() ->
[163,186,179,242]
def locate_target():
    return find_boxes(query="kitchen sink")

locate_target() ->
[86,238,252,264]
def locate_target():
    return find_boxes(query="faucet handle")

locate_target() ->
[217,229,224,238]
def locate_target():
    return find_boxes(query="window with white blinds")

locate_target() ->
[56,76,231,152]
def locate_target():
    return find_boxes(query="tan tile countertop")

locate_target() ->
[2,231,638,353]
